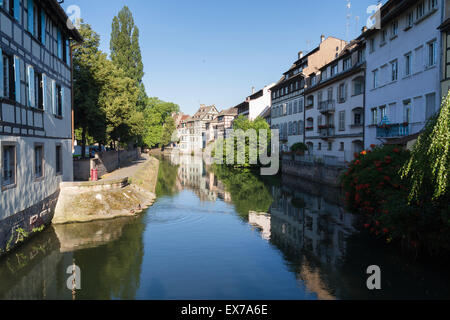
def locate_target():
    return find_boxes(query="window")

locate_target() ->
[357,49,364,63]
[404,101,411,123]
[318,143,322,151]
[56,84,62,116]
[338,83,347,103]
[371,108,378,125]
[340,142,345,151]
[34,144,44,179]
[339,111,345,131]
[293,101,298,114]
[2,144,16,188]
[391,20,398,37]
[288,102,292,115]
[391,60,398,81]
[35,71,43,109]
[327,87,333,101]
[407,12,414,28]
[370,38,375,53]
[428,0,437,11]
[428,40,437,66]
[380,106,387,122]
[353,77,364,96]
[2,52,14,99]
[373,70,378,88]
[354,112,362,126]
[425,93,437,119]
[381,29,387,44]
[328,142,333,151]
[405,53,412,76]
[343,57,351,71]
[416,1,425,20]
[331,64,338,77]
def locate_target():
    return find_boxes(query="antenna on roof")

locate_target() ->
[346,0,352,42]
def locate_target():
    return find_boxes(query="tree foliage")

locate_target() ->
[401,93,450,201]
[142,98,179,148]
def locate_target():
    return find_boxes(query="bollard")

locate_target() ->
[92,169,98,181]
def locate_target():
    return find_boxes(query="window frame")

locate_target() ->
[34,142,45,181]
[55,143,63,176]
[1,141,17,190]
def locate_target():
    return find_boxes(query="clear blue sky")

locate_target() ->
[63,0,384,116]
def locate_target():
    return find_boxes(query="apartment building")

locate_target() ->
[205,107,237,143]
[0,0,82,254]
[439,0,450,98]
[237,83,275,120]
[364,0,442,149]
[270,35,347,152]
[303,38,366,163]
[178,105,219,153]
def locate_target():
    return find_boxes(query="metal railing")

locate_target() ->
[376,123,410,138]
[318,100,336,113]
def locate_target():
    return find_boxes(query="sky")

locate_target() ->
[63,0,384,116]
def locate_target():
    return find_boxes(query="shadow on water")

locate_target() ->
[0,216,146,300]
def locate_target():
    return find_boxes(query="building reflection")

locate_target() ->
[168,154,232,203]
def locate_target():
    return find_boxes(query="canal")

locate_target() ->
[0,155,449,299]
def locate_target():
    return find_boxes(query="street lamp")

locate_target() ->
[118,137,121,169]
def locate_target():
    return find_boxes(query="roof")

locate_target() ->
[189,104,219,121]
[218,107,238,117]
[45,0,83,42]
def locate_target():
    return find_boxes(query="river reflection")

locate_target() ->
[0,155,449,299]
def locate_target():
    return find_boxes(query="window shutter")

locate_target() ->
[61,86,65,118]
[41,10,46,45]
[57,30,62,59]
[28,0,34,35]
[0,48,3,98]
[27,65,35,107]
[14,56,21,103]
[42,73,47,111]
[14,0,20,22]
[52,80,56,114]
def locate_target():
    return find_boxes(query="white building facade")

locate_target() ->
[304,39,366,163]
[364,0,442,149]
[0,0,81,255]
[271,36,348,152]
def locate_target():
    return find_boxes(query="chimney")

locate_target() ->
[320,35,325,43]
[362,26,368,33]
[298,51,303,59]
[252,86,255,94]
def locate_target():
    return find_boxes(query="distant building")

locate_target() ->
[270,35,347,152]
[178,105,219,153]
[0,0,82,254]
[237,84,275,120]
[364,0,442,149]
[439,0,450,98]
[303,37,366,163]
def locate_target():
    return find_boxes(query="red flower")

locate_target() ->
[364,224,370,229]
[375,221,380,226]
[384,176,391,181]
[382,209,389,215]
[383,228,389,234]
[393,148,399,153]
[370,144,376,149]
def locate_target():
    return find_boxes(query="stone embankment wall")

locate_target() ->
[281,160,346,187]
[73,148,141,181]
[53,157,160,224]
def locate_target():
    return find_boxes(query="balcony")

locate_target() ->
[318,100,335,113]
[376,123,410,138]
[319,126,335,138]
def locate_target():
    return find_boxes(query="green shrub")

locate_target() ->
[341,144,450,255]
[290,143,308,154]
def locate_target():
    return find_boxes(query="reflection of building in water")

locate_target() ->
[267,184,357,300]
[248,212,271,240]
[169,154,231,203]
[270,185,356,269]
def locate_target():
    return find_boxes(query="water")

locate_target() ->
[0,155,449,300]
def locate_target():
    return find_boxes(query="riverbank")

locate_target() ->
[52,155,160,224]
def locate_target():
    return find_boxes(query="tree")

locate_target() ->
[110,6,146,108]
[402,93,450,202]
[161,116,176,150]
[73,23,106,157]
[142,98,179,148]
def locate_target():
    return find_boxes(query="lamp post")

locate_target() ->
[118,137,121,169]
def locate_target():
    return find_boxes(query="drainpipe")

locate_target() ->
[362,65,367,149]
[70,42,82,154]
